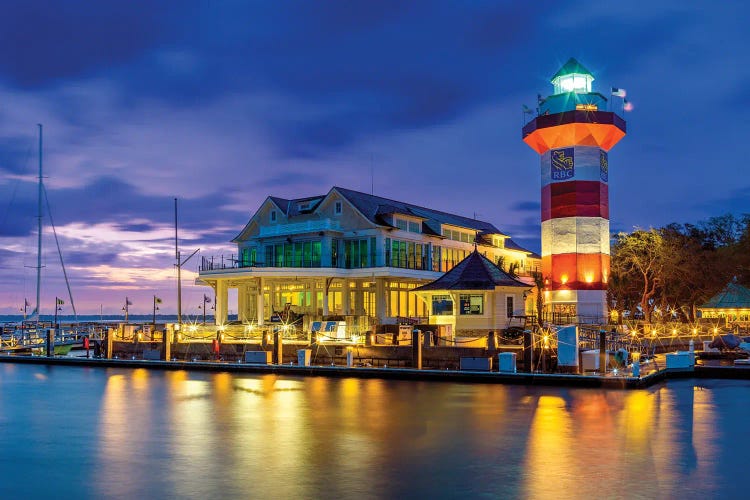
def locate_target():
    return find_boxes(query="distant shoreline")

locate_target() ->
[0,314,238,323]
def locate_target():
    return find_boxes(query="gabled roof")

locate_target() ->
[232,187,538,256]
[551,57,594,81]
[269,196,291,214]
[333,186,505,236]
[699,281,750,309]
[414,249,530,291]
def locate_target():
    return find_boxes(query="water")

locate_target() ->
[0,364,748,499]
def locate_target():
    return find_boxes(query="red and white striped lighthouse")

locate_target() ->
[522,58,626,322]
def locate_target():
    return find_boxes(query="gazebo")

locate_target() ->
[413,249,532,337]
[698,280,750,327]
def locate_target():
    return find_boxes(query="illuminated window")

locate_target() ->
[432,295,453,315]
[459,294,483,315]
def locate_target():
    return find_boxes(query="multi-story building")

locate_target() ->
[198,186,540,334]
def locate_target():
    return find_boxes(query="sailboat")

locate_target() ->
[17,125,77,355]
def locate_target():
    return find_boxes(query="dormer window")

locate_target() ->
[335,201,342,214]
[270,210,277,223]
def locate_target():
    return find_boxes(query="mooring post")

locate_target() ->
[487,330,497,351]
[162,328,171,361]
[599,329,607,375]
[412,329,422,370]
[106,327,113,359]
[523,330,533,372]
[273,330,283,365]
[46,328,53,357]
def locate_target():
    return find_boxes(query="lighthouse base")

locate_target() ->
[546,290,607,325]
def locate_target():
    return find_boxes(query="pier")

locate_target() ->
[1,320,748,389]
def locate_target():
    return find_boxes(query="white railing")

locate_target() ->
[258,219,340,237]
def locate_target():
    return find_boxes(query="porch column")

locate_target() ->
[354,280,365,315]
[342,280,351,315]
[375,278,387,324]
[215,280,228,325]
[322,278,330,316]
[256,277,265,326]
[238,284,249,323]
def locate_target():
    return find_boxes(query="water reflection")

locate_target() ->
[0,364,745,498]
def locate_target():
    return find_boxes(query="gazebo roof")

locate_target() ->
[414,249,530,291]
[699,281,750,309]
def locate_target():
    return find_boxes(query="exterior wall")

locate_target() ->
[423,287,529,336]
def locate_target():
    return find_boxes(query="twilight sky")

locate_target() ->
[1,1,748,315]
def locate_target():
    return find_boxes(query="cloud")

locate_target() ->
[511,201,541,212]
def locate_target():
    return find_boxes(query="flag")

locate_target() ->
[56,297,65,305]
[522,104,533,114]
[126,297,133,306]
[24,299,30,307]
[155,297,162,304]
[623,99,634,112]
[204,294,212,303]
[611,87,626,97]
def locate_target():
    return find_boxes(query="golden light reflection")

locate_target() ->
[523,396,575,498]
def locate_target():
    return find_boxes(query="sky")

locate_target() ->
[1,0,748,316]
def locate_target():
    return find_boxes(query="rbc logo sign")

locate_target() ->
[551,148,574,180]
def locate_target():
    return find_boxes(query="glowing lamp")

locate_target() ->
[551,58,594,94]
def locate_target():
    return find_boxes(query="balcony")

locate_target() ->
[258,219,341,237]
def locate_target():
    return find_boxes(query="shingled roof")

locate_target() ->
[334,186,504,234]
[414,249,530,291]
[700,281,750,309]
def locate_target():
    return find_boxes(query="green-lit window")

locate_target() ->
[294,243,303,267]
[275,245,283,267]
[312,241,321,267]
[284,244,293,267]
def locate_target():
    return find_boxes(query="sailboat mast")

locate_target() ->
[175,198,182,327]
[35,124,43,326]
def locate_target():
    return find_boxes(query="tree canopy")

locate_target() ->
[608,214,750,322]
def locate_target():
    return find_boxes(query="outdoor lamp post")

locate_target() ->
[53,297,64,330]
[153,295,162,325]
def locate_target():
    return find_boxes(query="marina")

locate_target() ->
[0,3,748,497]
[0,362,748,498]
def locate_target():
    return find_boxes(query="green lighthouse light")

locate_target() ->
[551,57,594,94]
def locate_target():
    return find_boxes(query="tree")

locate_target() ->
[610,229,664,323]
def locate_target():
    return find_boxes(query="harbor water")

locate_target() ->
[0,363,748,498]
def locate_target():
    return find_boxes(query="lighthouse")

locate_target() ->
[522,58,626,322]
